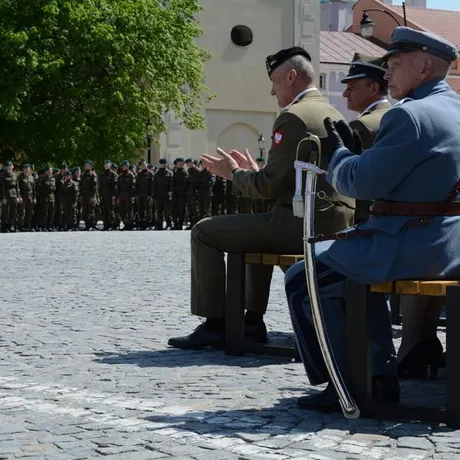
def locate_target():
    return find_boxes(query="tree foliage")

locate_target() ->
[0,0,212,167]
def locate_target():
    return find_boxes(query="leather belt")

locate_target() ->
[371,200,460,216]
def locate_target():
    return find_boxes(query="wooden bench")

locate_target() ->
[225,253,303,358]
[346,279,460,427]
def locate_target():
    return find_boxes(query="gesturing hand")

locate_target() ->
[334,119,363,154]
[201,148,239,180]
[229,149,259,171]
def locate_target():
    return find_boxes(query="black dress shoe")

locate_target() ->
[168,322,225,350]
[297,375,400,413]
[244,320,268,343]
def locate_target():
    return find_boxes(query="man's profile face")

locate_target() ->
[342,78,378,112]
[270,67,295,108]
[385,53,423,100]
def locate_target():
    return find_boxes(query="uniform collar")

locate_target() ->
[361,98,389,115]
[406,78,449,100]
[281,87,319,112]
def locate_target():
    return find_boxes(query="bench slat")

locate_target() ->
[279,255,304,266]
[245,253,263,264]
[262,254,281,265]
[395,281,421,295]
[418,281,460,296]
[370,282,394,293]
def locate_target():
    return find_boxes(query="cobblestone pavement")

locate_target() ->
[0,231,455,460]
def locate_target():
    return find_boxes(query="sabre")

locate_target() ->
[293,135,360,419]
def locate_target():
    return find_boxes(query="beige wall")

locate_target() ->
[158,0,322,164]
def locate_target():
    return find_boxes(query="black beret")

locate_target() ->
[64,170,71,176]
[60,162,67,169]
[159,159,167,165]
[256,157,265,163]
[185,158,193,163]
[266,46,311,76]
[175,157,185,163]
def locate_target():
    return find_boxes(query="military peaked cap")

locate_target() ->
[64,170,71,176]
[104,160,112,165]
[185,158,193,163]
[121,160,129,166]
[59,162,67,169]
[383,26,457,63]
[84,159,93,165]
[23,163,30,168]
[5,161,13,166]
[175,157,185,163]
[341,53,387,83]
[266,46,311,76]
[159,158,167,165]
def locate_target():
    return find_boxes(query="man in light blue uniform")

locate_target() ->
[285,26,460,412]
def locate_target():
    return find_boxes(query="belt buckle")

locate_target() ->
[335,232,348,241]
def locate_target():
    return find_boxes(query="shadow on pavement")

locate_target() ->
[142,396,452,438]
[93,347,292,368]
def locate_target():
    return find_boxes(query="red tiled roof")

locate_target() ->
[320,31,387,64]
[387,5,460,50]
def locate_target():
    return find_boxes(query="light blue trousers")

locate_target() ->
[285,256,397,385]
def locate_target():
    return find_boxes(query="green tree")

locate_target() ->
[0,0,212,167]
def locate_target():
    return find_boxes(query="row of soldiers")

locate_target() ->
[0,156,271,232]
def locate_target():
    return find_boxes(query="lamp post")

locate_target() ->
[145,118,152,164]
[360,1,406,40]
[258,134,265,159]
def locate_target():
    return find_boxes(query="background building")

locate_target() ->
[154,0,321,164]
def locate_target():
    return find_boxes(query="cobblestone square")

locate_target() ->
[0,231,455,459]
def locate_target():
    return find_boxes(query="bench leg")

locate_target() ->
[345,281,372,415]
[225,253,245,356]
[446,285,460,428]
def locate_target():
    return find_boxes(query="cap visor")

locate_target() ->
[341,73,368,83]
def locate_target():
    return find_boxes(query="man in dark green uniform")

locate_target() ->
[17,164,36,232]
[117,160,136,230]
[72,166,82,230]
[171,157,188,230]
[341,53,392,223]
[0,161,20,232]
[185,158,199,229]
[197,161,213,220]
[212,175,226,216]
[37,166,56,231]
[99,160,118,230]
[80,159,99,230]
[153,158,172,230]
[169,46,355,349]
[60,170,79,230]
[148,163,157,229]
[136,160,154,230]
[225,178,238,215]
[53,163,67,230]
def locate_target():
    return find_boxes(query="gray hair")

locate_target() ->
[280,55,316,84]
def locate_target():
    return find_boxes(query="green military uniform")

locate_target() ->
[72,167,82,229]
[80,160,99,230]
[153,159,172,230]
[117,161,136,230]
[136,165,154,230]
[37,168,56,231]
[17,164,36,231]
[189,47,355,320]
[253,157,273,214]
[225,179,238,214]
[60,171,79,230]
[54,164,67,230]
[0,162,20,232]
[341,53,392,223]
[99,160,118,230]
[197,166,213,220]
[211,176,226,216]
[185,159,199,228]
[171,158,188,230]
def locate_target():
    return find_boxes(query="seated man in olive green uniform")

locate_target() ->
[341,53,392,223]
[168,47,355,349]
